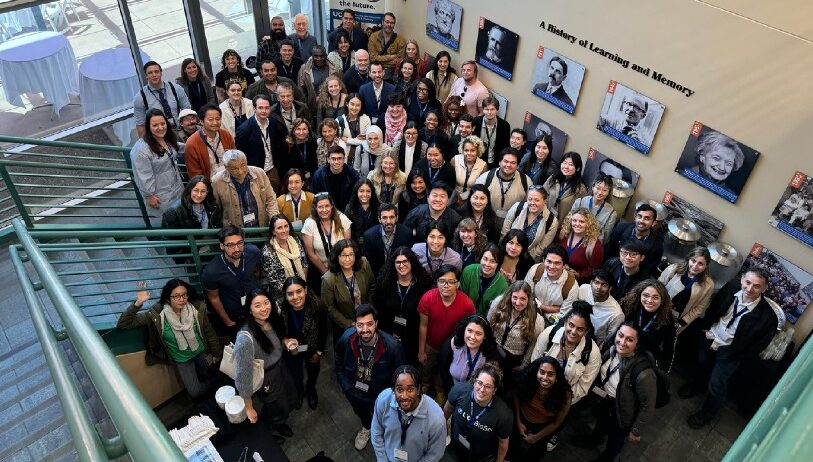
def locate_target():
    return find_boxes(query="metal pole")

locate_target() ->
[182,0,215,79]
[116,0,146,88]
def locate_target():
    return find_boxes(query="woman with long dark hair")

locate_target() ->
[498,229,535,283]
[509,357,572,460]
[374,246,433,366]
[278,276,327,410]
[286,117,319,178]
[398,168,430,222]
[233,289,296,442]
[519,134,556,186]
[131,108,183,225]
[542,151,587,223]
[337,92,371,165]
[658,246,714,333]
[390,122,426,176]
[301,193,352,292]
[456,183,501,243]
[176,57,216,112]
[261,214,308,302]
[117,279,221,399]
[392,57,419,96]
[426,50,457,103]
[438,314,500,394]
[321,239,375,341]
[621,279,677,371]
[162,175,223,230]
[344,178,381,246]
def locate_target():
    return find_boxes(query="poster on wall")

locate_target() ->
[474,17,519,81]
[425,0,462,51]
[674,121,760,204]
[768,171,813,248]
[662,191,724,247]
[582,147,640,192]
[596,81,665,155]
[741,243,812,325]
[489,90,508,120]
[328,0,386,33]
[522,112,567,164]
[530,46,586,115]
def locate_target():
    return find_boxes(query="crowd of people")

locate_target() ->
[121,10,785,462]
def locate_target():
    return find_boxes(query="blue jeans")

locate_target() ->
[695,338,742,417]
[174,352,217,399]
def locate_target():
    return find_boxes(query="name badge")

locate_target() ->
[354,381,369,392]
[591,385,607,398]
[394,316,407,326]
[240,295,247,306]
[242,212,256,224]
[297,344,308,352]
[458,434,470,449]
[291,220,303,232]
[394,448,408,461]
[371,116,378,124]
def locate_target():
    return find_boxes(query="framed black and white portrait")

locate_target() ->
[474,17,519,81]
[596,81,665,155]
[425,0,463,51]
[530,46,586,115]
[675,121,760,204]
[769,171,813,248]
[489,89,508,120]
[522,111,567,164]
[582,147,640,194]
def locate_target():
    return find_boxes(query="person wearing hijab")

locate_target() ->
[354,125,392,178]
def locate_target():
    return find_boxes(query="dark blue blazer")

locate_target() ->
[234,115,288,172]
[358,81,396,122]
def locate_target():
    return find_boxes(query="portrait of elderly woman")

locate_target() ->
[675,122,759,203]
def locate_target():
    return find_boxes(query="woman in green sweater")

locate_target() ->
[117,279,221,399]
[459,243,509,316]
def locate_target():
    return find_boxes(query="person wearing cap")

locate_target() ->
[184,103,237,180]
[176,109,199,143]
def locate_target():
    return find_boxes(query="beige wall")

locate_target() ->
[390,0,813,342]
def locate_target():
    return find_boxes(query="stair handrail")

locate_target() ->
[10,218,185,461]
[0,135,132,153]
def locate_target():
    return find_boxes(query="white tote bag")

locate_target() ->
[219,331,264,394]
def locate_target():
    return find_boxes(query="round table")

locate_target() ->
[0,8,38,39]
[0,31,79,117]
[79,48,150,144]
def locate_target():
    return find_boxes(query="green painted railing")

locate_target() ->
[10,218,185,461]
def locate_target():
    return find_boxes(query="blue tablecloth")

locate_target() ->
[0,8,38,38]
[0,31,79,116]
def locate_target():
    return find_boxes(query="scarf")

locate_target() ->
[161,303,200,352]
[191,203,208,229]
[384,106,407,144]
[273,235,306,279]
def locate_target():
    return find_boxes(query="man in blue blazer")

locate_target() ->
[358,62,395,125]
[235,94,289,193]
[362,204,413,275]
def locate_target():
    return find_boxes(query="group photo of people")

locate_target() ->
[122,7,789,462]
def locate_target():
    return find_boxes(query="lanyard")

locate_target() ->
[428,164,442,183]
[418,100,428,119]
[332,95,343,118]
[259,122,272,155]
[588,197,605,216]
[460,246,472,264]
[358,335,375,366]
[727,297,750,328]
[229,100,242,119]
[465,348,481,381]
[281,62,294,78]
[467,390,492,428]
[425,246,445,274]
[498,175,514,209]
[529,162,542,180]
[567,233,584,257]
[397,280,414,307]
[342,273,357,300]
[199,130,222,164]
[558,342,571,371]
[397,407,415,446]
[220,254,245,279]
[602,357,621,385]
[291,195,301,221]
[523,208,541,231]
[556,183,570,205]
[638,309,657,332]
[296,142,308,164]
[317,221,333,256]
[501,313,523,345]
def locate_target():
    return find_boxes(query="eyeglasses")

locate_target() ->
[339,253,355,259]
[474,379,495,391]
[437,279,458,287]
[416,87,429,93]
[170,292,189,300]
[620,250,641,258]
[223,240,245,248]
[394,260,410,266]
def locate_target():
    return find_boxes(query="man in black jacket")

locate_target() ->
[310,146,360,212]
[472,97,510,169]
[235,95,288,193]
[403,182,461,242]
[679,268,780,428]
[362,204,412,275]
[604,203,664,276]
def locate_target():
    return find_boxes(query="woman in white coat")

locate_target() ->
[219,80,255,137]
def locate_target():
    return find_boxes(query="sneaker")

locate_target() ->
[546,435,559,452]
[354,427,371,450]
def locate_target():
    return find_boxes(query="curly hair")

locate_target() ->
[316,76,347,110]
[441,95,463,133]
[516,356,571,414]
[488,280,539,345]
[558,207,601,244]
[459,135,486,156]
[376,246,433,297]
[620,279,674,328]
[451,314,500,361]
[450,218,487,257]
[470,361,504,392]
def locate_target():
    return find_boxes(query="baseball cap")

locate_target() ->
[179,109,198,120]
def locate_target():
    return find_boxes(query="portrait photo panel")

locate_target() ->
[596,80,665,155]
[530,45,586,115]
[742,243,813,325]
[522,111,568,164]
[425,0,463,51]
[582,147,640,193]
[769,171,813,249]
[662,191,724,247]
[474,17,520,81]
[675,121,760,204]
[490,89,508,120]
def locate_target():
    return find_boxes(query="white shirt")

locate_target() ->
[600,355,621,398]
[707,290,761,349]
[564,283,624,348]
[257,119,274,171]
[403,143,416,175]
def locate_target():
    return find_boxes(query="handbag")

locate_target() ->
[219,331,265,394]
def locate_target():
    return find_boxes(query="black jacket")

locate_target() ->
[285,139,319,178]
[413,158,455,191]
[161,200,223,231]
[343,65,370,94]
[403,204,461,243]
[235,116,289,172]
[362,224,413,275]
[473,116,511,168]
[310,165,360,213]
[604,222,664,276]
[604,257,650,301]
[701,281,779,360]
[406,94,442,127]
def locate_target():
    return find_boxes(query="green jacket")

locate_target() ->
[117,300,221,366]
[459,264,509,317]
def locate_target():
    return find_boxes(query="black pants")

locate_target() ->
[592,396,630,462]
[344,391,375,429]
[690,337,743,417]
[508,414,553,461]
[283,351,321,396]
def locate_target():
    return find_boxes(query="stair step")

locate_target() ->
[0,397,66,461]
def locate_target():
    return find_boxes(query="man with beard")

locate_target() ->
[371,365,446,462]
[335,304,405,450]
[244,60,305,104]
[176,109,199,143]
[343,49,371,93]
[256,16,288,69]
[328,8,368,53]
[532,56,575,108]
[362,204,413,275]
[368,12,406,80]
[484,26,507,64]
[604,203,664,275]
[446,61,490,117]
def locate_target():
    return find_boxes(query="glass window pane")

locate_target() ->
[125,0,193,83]
[200,0,257,71]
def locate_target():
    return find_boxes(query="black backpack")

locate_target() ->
[546,325,593,366]
[629,351,671,408]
